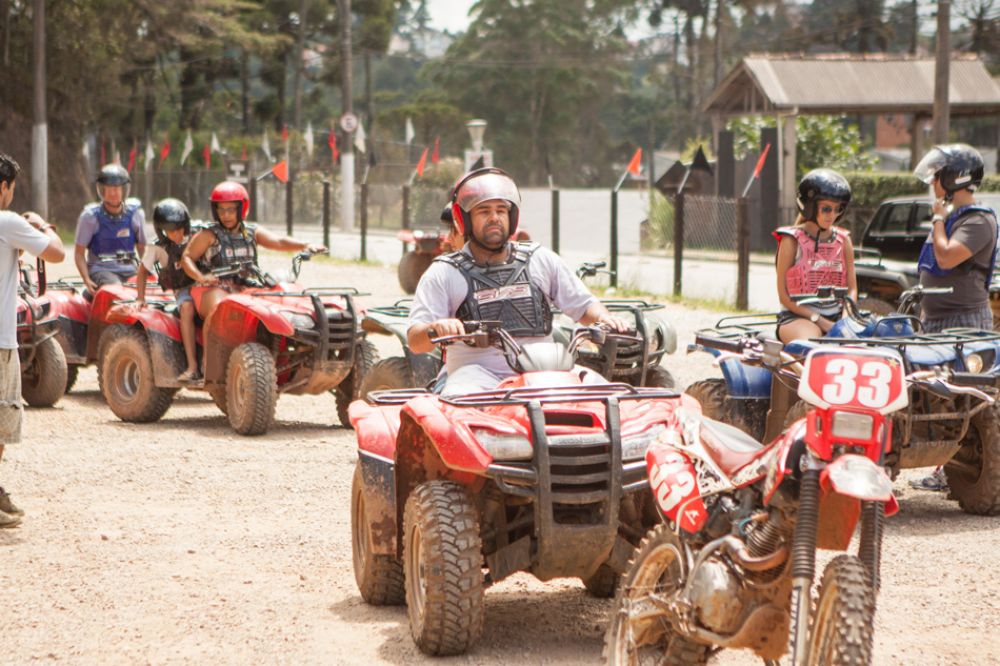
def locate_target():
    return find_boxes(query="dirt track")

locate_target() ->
[3,254,999,665]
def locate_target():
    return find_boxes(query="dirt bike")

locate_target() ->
[687,286,1000,515]
[15,258,68,406]
[98,250,376,435]
[606,336,997,664]
[349,320,678,655]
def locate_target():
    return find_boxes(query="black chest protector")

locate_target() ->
[154,240,194,292]
[208,223,258,270]
[438,242,553,337]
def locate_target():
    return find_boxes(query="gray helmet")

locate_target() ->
[914,144,984,195]
[96,163,131,202]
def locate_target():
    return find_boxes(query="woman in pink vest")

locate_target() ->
[774,169,857,343]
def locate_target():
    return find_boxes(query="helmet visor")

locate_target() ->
[913,147,948,185]
[455,172,521,212]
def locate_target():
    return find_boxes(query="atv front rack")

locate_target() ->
[366,383,678,407]
[814,327,1000,348]
[364,299,414,319]
[601,299,665,313]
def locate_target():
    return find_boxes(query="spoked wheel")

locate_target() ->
[807,555,875,666]
[945,403,1000,515]
[351,464,404,605]
[604,524,708,666]
[403,480,483,656]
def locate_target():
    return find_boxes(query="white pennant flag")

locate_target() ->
[180,130,194,166]
[210,132,222,154]
[144,139,155,172]
[261,130,272,161]
[354,120,366,154]
[81,140,90,160]
[405,117,415,145]
[304,122,315,158]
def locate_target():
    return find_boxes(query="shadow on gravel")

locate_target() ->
[0,529,25,546]
[889,493,993,537]
[328,587,606,664]
[101,415,342,437]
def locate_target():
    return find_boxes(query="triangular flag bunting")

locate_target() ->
[281,125,289,143]
[354,121,366,154]
[415,147,429,178]
[203,144,211,170]
[180,130,194,166]
[261,130,272,161]
[626,148,642,176]
[432,137,440,164]
[272,160,289,183]
[144,139,155,172]
[127,141,137,173]
[210,132,222,154]
[328,129,339,164]
[159,137,171,167]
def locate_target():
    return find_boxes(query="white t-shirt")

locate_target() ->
[408,243,597,378]
[0,211,51,349]
[140,245,168,274]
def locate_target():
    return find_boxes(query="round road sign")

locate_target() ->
[339,112,359,133]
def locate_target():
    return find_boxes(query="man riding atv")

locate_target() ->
[407,167,628,395]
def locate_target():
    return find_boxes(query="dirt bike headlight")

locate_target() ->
[286,312,316,330]
[621,424,667,460]
[826,454,893,501]
[965,352,985,374]
[471,429,533,461]
[831,411,874,441]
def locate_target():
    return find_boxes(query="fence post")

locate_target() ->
[610,189,619,289]
[736,196,750,310]
[673,192,684,297]
[360,182,369,262]
[249,178,258,223]
[285,179,293,236]
[401,184,410,256]
[322,180,331,251]
[551,189,560,254]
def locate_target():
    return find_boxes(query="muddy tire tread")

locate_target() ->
[225,342,277,436]
[946,404,1000,516]
[351,465,405,605]
[100,326,173,423]
[359,356,416,402]
[336,341,379,428]
[21,336,68,407]
[808,555,875,666]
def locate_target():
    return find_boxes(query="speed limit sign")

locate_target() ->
[339,112,359,133]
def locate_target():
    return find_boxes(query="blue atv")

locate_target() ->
[687,286,1000,515]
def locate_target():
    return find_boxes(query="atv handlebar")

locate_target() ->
[576,261,616,281]
[95,251,139,266]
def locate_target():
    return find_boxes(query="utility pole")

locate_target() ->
[338,0,354,231]
[293,0,307,131]
[31,0,47,218]
[932,0,950,144]
[910,0,919,55]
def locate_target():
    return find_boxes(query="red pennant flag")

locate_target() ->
[126,141,137,172]
[752,143,772,180]
[626,148,642,176]
[415,147,429,177]
[272,160,289,183]
[241,146,248,161]
[281,125,289,143]
[328,129,339,163]
[432,137,440,164]
[159,137,171,166]
[100,142,106,166]
[203,144,211,170]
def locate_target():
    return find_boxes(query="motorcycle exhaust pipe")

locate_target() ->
[721,535,788,572]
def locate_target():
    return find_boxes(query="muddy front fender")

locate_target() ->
[202,294,294,382]
[816,454,898,551]
[351,400,405,557]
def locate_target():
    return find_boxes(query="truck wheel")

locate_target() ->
[945,405,1000,515]
[21,337,68,407]
[336,341,379,428]
[403,480,484,656]
[359,357,416,402]
[225,342,277,436]
[644,364,675,389]
[581,563,619,598]
[351,464,405,605]
[208,385,228,415]
[398,252,434,295]
[857,297,895,316]
[65,364,79,393]
[101,326,173,423]
[807,555,875,666]
[604,523,708,665]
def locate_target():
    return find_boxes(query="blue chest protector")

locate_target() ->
[917,204,999,287]
[87,201,139,257]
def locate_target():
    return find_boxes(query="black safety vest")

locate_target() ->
[154,239,194,292]
[207,223,258,270]
[437,242,553,338]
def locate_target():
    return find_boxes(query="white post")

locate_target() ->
[340,152,354,231]
[31,0,47,218]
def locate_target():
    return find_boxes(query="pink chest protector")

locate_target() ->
[773,226,848,297]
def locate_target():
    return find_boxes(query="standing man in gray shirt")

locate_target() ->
[0,153,66,527]
[407,167,627,396]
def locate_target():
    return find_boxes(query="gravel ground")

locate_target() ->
[2,253,998,665]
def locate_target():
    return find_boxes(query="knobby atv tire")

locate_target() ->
[857,297,895,317]
[581,563,620,598]
[101,326,174,423]
[351,464,405,605]
[945,403,1000,515]
[784,399,812,429]
[684,378,762,438]
[403,480,484,656]
[64,364,80,393]
[807,555,875,666]
[208,385,228,415]
[604,523,708,665]
[398,251,435,295]
[21,336,68,407]
[225,342,277,436]
[335,340,379,428]
[644,364,675,389]
[359,356,416,403]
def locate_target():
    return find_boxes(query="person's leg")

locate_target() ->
[178,298,200,381]
[89,270,124,288]
[777,317,824,344]
[196,287,228,332]
[440,365,503,397]
[0,349,24,526]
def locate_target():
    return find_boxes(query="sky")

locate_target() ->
[426,0,476,34]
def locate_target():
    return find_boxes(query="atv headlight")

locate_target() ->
[286,312,315,330]
[965,352,984,374]
[577,340,600,355]
[621,424,667,461]
[472,429,533,461]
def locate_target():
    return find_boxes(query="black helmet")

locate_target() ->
[152,198,191,242]
[797,168,851,223]
[439,204,454,226]
[914,144,984,195]
[96,163,131,202]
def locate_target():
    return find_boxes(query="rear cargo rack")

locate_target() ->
[815,328,1000,348]
[367,383,678,407]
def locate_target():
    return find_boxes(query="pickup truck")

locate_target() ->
[853,193,1000,325]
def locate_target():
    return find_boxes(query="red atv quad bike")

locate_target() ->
[348,321,680,656]
[396,226,532,294]
[16,258,68,407]
[99,251,377,435]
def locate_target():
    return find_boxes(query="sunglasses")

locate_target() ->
[819,204,844,215]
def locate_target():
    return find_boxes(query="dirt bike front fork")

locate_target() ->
[788,467,821,665]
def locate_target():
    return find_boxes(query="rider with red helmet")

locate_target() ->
[180,181,326,328]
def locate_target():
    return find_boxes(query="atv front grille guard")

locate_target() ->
[576,301,667,385]
[256,288,364,365]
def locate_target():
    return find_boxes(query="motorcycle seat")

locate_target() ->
[691,412,764,476]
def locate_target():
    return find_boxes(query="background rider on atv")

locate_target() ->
[406,167,628,396]
[135,198,202,383]
[74,164,146,296]
[179,181,326,331]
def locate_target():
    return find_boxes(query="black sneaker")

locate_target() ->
[908,468,949,492]
[0,487,22,517]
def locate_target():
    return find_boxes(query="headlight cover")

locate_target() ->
[831,411,874,441]
[621,424,667,461]
[286,312,316,330]
[965,352,984,374]
[472,428,533,461]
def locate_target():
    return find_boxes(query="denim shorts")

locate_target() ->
[174,286,193,306]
